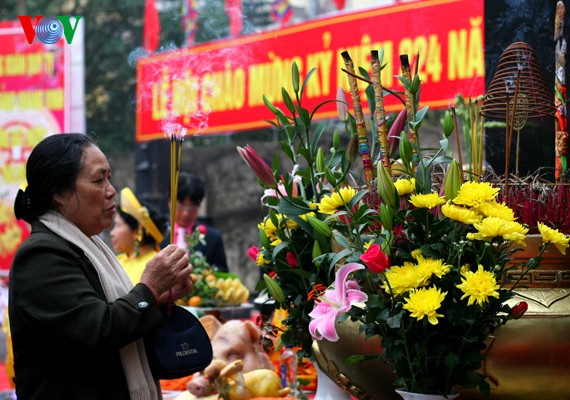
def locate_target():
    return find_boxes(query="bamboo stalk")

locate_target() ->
[400,54,417,146]
[341,51,375,189]
[371,50,390,173]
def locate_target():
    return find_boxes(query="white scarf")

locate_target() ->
[40,212,161,400]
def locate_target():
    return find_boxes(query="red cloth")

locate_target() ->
[143,0,160,52]
[0,363,12,392]
[225,0,243,37]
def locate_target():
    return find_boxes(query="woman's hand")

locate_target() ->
[140,245,194,303]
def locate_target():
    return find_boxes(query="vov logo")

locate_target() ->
[18,16,82,45]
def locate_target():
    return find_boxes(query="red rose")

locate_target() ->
[360,243,390,273]
[286,251,298,268]
[197,224,207,235]
[247,246,259,262]
[509,301,528,320]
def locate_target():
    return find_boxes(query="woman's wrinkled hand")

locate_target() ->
[140,244,194,303]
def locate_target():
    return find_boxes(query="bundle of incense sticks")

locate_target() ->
[167,125,187,243]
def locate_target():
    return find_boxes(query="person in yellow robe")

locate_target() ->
[110,188,167,283]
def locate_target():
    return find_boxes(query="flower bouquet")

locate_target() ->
[239,50,570,398]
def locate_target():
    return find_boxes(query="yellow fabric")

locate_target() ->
[117,250,157,284]
[120,188,164,244]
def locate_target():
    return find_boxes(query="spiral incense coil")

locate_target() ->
[481,41,554,121]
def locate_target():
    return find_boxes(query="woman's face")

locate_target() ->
[54,145,116,237]
[110,214,137,255]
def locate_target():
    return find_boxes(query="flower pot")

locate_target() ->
[395,389,460,400]
[312,318,400,400]
[461,235,570,399]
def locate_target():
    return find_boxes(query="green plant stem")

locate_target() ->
[506,243,547,293]
[401,318,418,391]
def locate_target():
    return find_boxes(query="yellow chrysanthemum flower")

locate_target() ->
[409,193,446,209]
[382,262,427,296]
[460,264,471,275]
[259,214,298,242]
[456,264,500,306]
[410,249,422,260]
[441,202,482,225]
[477,201,516,221]
[403,287,446,325]
[316,186,357,214]
[256,252,271,265]
[453,181,499,208]
[468,217,528,245]
[538,222,570,255]
[258,218,278,241]
[415,255,451,279]
[394,178,416,196]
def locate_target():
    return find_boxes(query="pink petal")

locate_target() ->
[334,263,365,301]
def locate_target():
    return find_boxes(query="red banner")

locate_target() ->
[0,20,82,271]
[136,0,485,142]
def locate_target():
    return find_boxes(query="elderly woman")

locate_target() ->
[10,133,193,400]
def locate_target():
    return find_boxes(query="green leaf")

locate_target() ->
[311,122,327,153]
[396,75,411,91]
[300,67,317,101]
[277,197,314,215]
[262,95,278,115]
[259,228,270,248]
[296,106,311,129]
[365,84,376,116]
[329,248,352,270]
[282,87,295,114]
[414,105,429,123]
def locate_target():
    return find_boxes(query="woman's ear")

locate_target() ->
[52,192,66,208]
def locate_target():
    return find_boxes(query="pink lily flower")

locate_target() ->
[237,145,277,187]
[336,87,349,122]
[388,108,407,156]
[260,165,301,202]
[308,263,368,342]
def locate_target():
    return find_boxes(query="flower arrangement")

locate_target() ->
[239,53,570,397]
[316,179,568,396]
[175,225,250,308]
